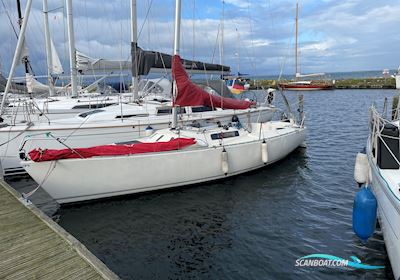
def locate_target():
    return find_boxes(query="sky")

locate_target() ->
[0,0,399,77]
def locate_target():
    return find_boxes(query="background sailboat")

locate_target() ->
[278,1,334,91]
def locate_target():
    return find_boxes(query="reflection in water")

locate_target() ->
[8,89,396,279]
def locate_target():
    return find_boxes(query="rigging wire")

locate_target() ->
[211,23,220,65]
[278,17,296,81]
[29,6,52,77]
[137,0,154,40]
[1,0,18,38]
[247,0,256,76]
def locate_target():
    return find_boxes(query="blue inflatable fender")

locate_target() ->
[352,186,377,241]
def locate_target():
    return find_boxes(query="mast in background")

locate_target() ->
[16,0,33,94]
[0,0,33,114]
[220,1,224,72]
[295,1,299,79]
[171,0,181,129]
[65,0,78,97]
[131,0,139,100]
[235,28,240,75]
[43,0,55,96]
[16,0,30,76]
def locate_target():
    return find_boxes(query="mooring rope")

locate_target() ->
[21,160,57,201]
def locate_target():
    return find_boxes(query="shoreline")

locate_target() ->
[250,77,396,90]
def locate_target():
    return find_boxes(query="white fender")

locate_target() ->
[145,126,154,136]
[261,141,268,163]
[354,152,369,184]
[221,149,229,175]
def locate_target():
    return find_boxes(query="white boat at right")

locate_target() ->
[354,106,400,279]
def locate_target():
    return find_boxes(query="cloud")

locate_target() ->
[223,0,250,9]
[1,0,399,77]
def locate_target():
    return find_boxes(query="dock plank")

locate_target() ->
[0,180,119,280]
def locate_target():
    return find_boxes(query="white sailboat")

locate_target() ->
[354,106,400,279]
[20,0,306,203]
[21,118,305,204]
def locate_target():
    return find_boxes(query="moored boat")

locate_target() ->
[353,106,400,279]
[278,2,334,91]
[20,49,306,204]
[21,118,305,204]
[20,0,306,206]
[278,80,334,91]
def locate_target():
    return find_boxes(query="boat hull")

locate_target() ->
[22,127,305,204]
[279,83,334,91]
[367,138,400,279]
[0,108,275,176]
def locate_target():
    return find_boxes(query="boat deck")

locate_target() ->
[0,180,119,280]
[379,169,400,201]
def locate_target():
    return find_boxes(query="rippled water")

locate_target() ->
[8,89,398,279]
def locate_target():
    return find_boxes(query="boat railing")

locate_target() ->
[19,132,86,161]
[5,97,53,126]
[369,106,400,167]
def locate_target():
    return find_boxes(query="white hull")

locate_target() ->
[22,123,305,203]
[367,138,400,279]
[1,108,275,176]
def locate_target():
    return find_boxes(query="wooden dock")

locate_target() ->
[0,180,119,280]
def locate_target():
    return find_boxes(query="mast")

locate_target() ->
[66,0,78,97]
[220,1,224,72]
[192,0,195,61]
[295,1,299,78]
[221,1,224,108]
[16,0,30,76]
[43,0,55,96]
[131,0,139,100]
[171,0,181,129]
[0,0,33,114]
[236,28,240,75]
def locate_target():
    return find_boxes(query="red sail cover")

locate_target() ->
[28,138,196,162]
[172,55,255,109]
